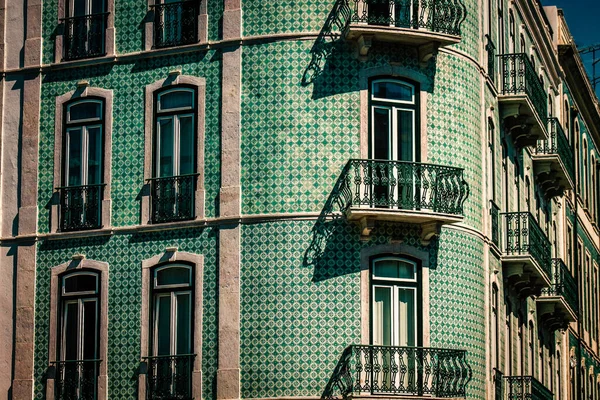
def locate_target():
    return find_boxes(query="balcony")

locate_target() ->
[501,212,552,296]
[498,53,548,147]
[62,13,108,61]
[340,159,469,242]
[343,0,467,62]
[144,354,195,400]
[322,345,472,399]
[52,359,101,400]
[537,258,578,330]
[151,1,199,48]
[149,174,198,224]
[532,118,575,199]
[58,184,104,232]
[504,376,553,400]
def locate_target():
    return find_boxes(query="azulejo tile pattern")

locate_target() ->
[37,52,222,232]
[34,228,218,400]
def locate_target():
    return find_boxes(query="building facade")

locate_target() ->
[0,0,598,399]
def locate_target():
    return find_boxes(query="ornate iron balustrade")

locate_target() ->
[490,201,500,247]
[341,159,469,216]
[348,0,467,36]
[505,375,553,400]
[149,174,198,223]
[485,34,496,86]
[502,212,552,281]
[58,184,104,232]
[536,117,575,182]
[499,53,548,123]
[144,354,195,400]
[541,258,578,314]
[52,359,101,400]
[321,345,472,399]
[152,1,199,48]
[62,13,108,60]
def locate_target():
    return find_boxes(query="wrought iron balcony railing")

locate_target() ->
[62,13,108,60]
[58,184,104,232]
[485,34,496,86]
[149,174,198,224]
[144,354,195,400]
[52,359,101,400]
[536,117,575,182]
[505,375,553,400]
[348,0,467,36]
[499,53,548,123]
[340,159,469,216]
[490,200,500,247]
[152,1,199,48]
[541,258,578,314]
[322,345,472,399]
[502,212,552,281]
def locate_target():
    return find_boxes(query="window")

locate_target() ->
[492,284,499,371]
[505,302,513,374]
[150,87,198,223]
[60,98,105,231]
[528,321,535,376]
[151,0,199,48]
[61,0,109,60]
[584,139,589,208]
[509,10,515,53]
[520,34,525,54]
[488,118,496,202]
[147,264,194,399]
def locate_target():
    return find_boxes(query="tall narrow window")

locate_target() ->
[506,302,512,374]
[509,10,515,53]
[583,139,589,208]
[63,0,108,60]
[528,321,534,376]
[148,264,195,399]
[60,98,105,231]
[557,350,561,400]
[151,87,198,223]
[152,0,199,48]
[491,284,499,371]
[56,271,101,400]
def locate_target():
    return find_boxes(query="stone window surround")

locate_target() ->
[46,258,109,400]
[55,0,116,63]
[139,250,204,400]
[360,244,431,347]
[141,75,206,225]
[52,86,113,233]
[359,66,430,162]
[144,0,208,51]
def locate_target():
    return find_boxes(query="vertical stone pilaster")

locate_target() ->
[218,0,242,398]
[24,0,42,68]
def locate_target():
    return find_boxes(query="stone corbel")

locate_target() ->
[357,35,373,57]
[358,217,375,238]
[418,42,439,68]
[420,221,442,245]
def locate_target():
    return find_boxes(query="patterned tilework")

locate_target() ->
[42,0,59,65]
[34,228,218,399]
[114,0,147,54]
[37,52,222,232]
[240,219,486,399]
[452,0,479,59]
[207,0,224,41]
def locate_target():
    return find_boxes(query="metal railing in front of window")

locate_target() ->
[152,1,199,48]
[348,0,467,36]
[502,212,552,282]
[62,13,108,60]
[485,34,496,86]
[499,53,548,123]
[340,159,469,216]
[149,174,198,224]
[536,117,575,183]
[144,354,195,400]
[321,345,472,399]
[541,258,578,314]
[52,359,101,400]
[490,200,500,247]
[505,375,553,400]
[58,184,105,232]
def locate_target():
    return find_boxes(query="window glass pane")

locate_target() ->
[176,292,192,354]
[397,288,416,346]
[373,259,414,280]
[91,0,104,14]
[82,300,98,359]
[68,101,102,122]
[73,0,86,17]
[156,266,191,287]
[87,126,102,185]
[159,90,194,111]
[64,273,98,293]
[179,116,194,175]
[67,128,83,186]
[372,81,413,102]
[397,109,414,162]
[63,302,79,360]
[158,118,174,177]
[372,108,390,160]
[156,295,172,356]
[373,287,391,346]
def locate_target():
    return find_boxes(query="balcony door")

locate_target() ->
[370,79,418,209]
[67,0,106,58]
[367,0,416,28]
[371,257,421,393]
